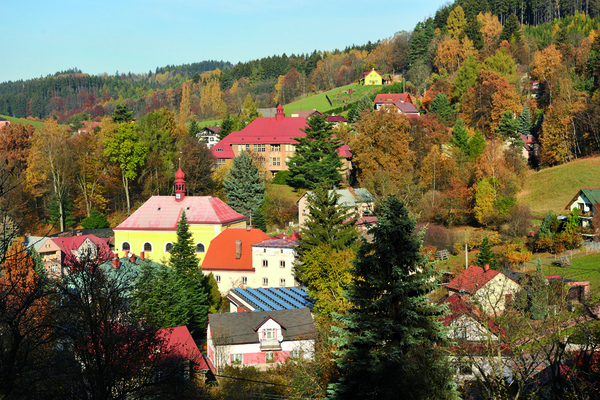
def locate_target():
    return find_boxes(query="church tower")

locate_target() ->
[174,160,186,201]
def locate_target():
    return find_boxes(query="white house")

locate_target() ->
[566,188,600,228]
[206,308,315,371]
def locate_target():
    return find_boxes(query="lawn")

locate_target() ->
[518,156,600,216]
[0,115,49,130]
[540,252,600,296]
[283,83,378,115]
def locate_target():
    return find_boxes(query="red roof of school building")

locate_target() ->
[210,131,239,159]
[113,196,247,231]
[446,265,501,294]
[201,228,270,271]
[158,325,208,371]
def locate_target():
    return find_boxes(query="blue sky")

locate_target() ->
[1,0,450,83]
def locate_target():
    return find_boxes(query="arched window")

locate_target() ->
[195,243,205,253]
[143,242,153,252]
[165,243,173,253]
[121,242,130,252]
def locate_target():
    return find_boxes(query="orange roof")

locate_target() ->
[201,228,270,271]
[446,265,501,294]
[373,93,412,104]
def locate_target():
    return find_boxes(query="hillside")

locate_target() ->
[518,156,600,216]
[283,83,378,115]
[0,115,50,130]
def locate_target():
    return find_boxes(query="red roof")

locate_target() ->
[290,110,322,118]
[441,293,505,336]
[327,116,348,123]
[158,325,208,371]
[201,228,270,271]
[374,93,412,104]
[446,265,501,294]
[210,131,239,159]
[222,116,308,145]
[51,234,110,256]
[114,196,247,231]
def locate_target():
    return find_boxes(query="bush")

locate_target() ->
[272,170,292,185]
[81,209,110,229]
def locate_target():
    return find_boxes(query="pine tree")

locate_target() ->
[112,104,134,123]
[224,151,265,220]
[429,93,454,125]
[451,118,470,155]
[253,207,267,232]
[81,209,110,229]
[287,115,344,190]
[475,236,499,270]
[468,129,486,160]
[328,196,455,400]
[219,114,235,140]
[499,13,522,44]
[296,185,359,271]
[518,104,531,136]
[188,120,200,138]
[46,191,75,230]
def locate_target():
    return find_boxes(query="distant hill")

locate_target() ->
[282,83,378,115]
[518,156,600,216]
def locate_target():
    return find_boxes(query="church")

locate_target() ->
[113,164,247,264]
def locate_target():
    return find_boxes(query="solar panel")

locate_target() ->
[279,287,308,304]
[266,288,305,309]
[246,287,284,311]
[258,288,296,309]
[231,288,263,311]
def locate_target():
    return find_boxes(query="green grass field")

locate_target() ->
[543,252,600,291]
[283,83,378,115]
[0,115,49,130]
[518,156,600,216]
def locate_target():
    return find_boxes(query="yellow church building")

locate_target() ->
[113,165,247,264]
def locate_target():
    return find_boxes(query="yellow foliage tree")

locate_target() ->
[447,5,466,38]
[477,12,502,53]
[531,44,564,103]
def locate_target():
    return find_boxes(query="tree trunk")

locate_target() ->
[123,171,131,216]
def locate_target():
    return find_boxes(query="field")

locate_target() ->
[543,251,600,291]
[283,83,378,115]
[0,115,49,130]
[518,156,600,216]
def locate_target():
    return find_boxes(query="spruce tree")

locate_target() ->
[296,185,359,277]
[518,104,531,136]
[430,93,454,125]
[188,120,200,138]
[253,207,267,232]
[329,197,455,400]
[224,151,265,220]
[219,114,235,140]
[112,104,134,123]
[499,13,522,44]
[468,129,486,160]
[475,236,499,270]
[81,209,110,229]
[287,115,344,190]
[451,118,470,155]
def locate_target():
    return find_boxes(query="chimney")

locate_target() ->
[235,240,242,259]
[237,306,247,313]
[112,253,120,269]
[130,253,136,263]
[246,225,251,232]
[484,264,489,272]
[140,251,145,260]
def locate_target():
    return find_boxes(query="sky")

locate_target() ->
[1,0,450,83]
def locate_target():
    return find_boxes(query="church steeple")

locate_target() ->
[174,159,186,201]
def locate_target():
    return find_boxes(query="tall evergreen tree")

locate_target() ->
[328,197,455,400]
[475,236,499,270]
[429,93,454,125]
[451,118,470,155]
[518,104,531,136]
[218,114,235,140]
[530,259,549,320]
[468,129,486,160]
[499,13,522,44]
[296,185,359,273]
[287,115,344,190]
[188,120,200,138]
[112,104,134,123]
[224,151,265,221]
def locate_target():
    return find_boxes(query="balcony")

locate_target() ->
[260,339,281,351]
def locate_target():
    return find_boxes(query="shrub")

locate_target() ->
[272,170,292,185]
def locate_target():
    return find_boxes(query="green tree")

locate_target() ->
[46,190,75,230]
[429,93,454,125]
[475,236,499,270]
[451,118,470,155]
[218,114,235,140]
[452,55,480,103]
[204,272,222,314]
[530,259,549,320]
[498,13,522,44]
[253,207,267,232]
[224,151,265,221]
[296,185,359,264]
[348,94,373,123]
[81,208,110,229]
[518,104,531,135]
[495,110,523,148]
[482,48,518,84]
[287,115,344,190]
[103,122,148,216]
[468,129,486,160]
[112,104,134,123]
[188,120,200,137]
[241,94,259,126]
[329,197,455,400]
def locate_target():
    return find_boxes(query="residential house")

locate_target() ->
[360,68,385,85]
[373,93,413,108]
[289,109,322,118]
[519,133,539,160]
[206,308,315,371]
[158,325,209,381]
[201,228,298,294]
[113,166,247,264]
[227,286,313,312]
[566,188,600,228]
[210,105,352,176]
[446,265,521,316]
[296,188,376,230]
[0,117,9,128]
[196,126,221,149]
[327,115,348,128]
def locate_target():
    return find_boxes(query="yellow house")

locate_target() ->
[113,166,247,264]
[361,68,383,85]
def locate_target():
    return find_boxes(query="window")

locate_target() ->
[271,144,280,152]
[263,328,276,340]
[262,278,268,286]
[242,276,247,284]
[143,242,153,252]
[231,354,242,365]
[165,243,173,253]
[216,159,226,168]
[263,248,266,253]
[279,260,285,268]
[265,351,274,363]
[121,242,130,252]
[280,249,284,254]
[51,265,58,273]
[245,144,250,151]
[290,349,302,359]
[216,275,221,283]
[262,259,268,267]
[253,144,265,152]
[280,278,286,286]
[196,243,205,253]
[271,157,280,166]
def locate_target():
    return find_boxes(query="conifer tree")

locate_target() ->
[475,236,499,270]
[429,93,454,125]
[451,118,470,155]
[296,185,358,268]
[224,151,265,221]
[81,209,110,229]
[328,197,455,400]
[468,129,486,160]
[499,13,522,44]
[253,208,267,232]
[287,116,344,190]
[218,114,235,140]
[112,104,134,123]
[530,259,548,320]
[188,120,200,138]
[518,104,531,136]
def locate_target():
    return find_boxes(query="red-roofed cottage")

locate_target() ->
[446,265,521,316]
[158,325,209,380]
[211,105,352,176]
[113,165,247,264]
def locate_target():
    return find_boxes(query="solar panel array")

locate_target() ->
[231,287,314,312]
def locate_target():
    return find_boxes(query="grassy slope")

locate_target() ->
[518,156,600,216]
[543,252,600,290]
[283,83,378,115]
[0,115,48,130]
